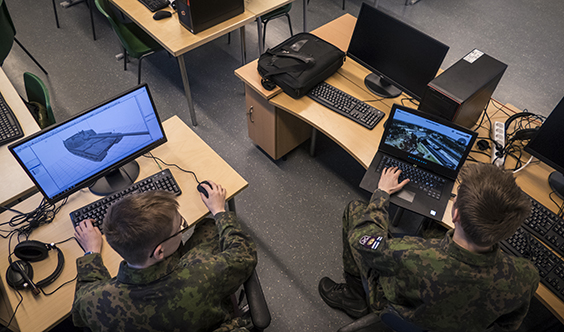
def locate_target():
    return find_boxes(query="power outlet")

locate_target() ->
[491,121,505,167]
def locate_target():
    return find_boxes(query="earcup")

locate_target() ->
[6,260,33,290]
[14,240,50,262]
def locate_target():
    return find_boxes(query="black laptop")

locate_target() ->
[359,104,477,221]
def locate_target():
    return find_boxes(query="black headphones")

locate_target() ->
[6,240,65,296]
[504,112,539,141]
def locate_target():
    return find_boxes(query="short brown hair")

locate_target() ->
[453,163,531,247]
[103,191,179,265]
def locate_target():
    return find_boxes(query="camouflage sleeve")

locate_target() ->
[493,267,540,331]
[348,189,397,275]
[213,211,258,295]
[75,253,112,285]
[73,253,112,328]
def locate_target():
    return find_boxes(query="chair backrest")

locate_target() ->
[94,0,144,58]
[24,72,55,128]
[0,0,16,65]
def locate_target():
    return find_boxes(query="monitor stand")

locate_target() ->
[364,73,402,99]
[89,161,140,196]
[548,171,564,200]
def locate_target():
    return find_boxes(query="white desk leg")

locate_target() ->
[240,26,247,65]
[256,17,264,55]
[177,54,198,126]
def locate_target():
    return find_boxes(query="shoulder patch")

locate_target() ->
[360,236,383,250]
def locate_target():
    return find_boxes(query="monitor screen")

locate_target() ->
[382,106,476,173]
[347,4,449,101]
[9,84,167,204]
[525,95,564,198]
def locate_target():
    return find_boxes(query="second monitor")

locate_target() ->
[347,4,449,101]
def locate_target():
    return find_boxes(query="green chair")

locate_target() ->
[24,72,55,129]
[94,0,164,84]
[0,0,48,75]
[260,4,293,49]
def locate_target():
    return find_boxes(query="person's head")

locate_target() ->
[103,190,180,266]
[453,163,531,247]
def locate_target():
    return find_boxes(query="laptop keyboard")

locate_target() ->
[376,156,445,200]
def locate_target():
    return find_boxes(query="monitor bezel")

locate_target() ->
[8,84,167,204]
[347,3,449,101]
[524,96,564,177]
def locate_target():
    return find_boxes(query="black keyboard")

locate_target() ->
[307,82,385,129]
[500,227,564,302]
[0,91,24,147]
[138,0,169,12]
[70,169,181,232]
[522,194,564,257]
[376,155,445,200]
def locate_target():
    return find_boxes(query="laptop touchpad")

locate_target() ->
[396,189,415,203]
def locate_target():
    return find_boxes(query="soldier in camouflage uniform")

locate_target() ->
[319,163,540,332]
[72,181,257,332]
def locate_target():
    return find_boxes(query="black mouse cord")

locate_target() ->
[144,153,200,183]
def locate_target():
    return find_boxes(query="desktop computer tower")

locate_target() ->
[177,0,244,34]
[418,49,507,128]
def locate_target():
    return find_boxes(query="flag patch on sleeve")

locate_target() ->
[359,236,383,250]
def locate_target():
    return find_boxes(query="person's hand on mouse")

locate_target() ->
[199,180,226,216]
[377,167,409,195]
[74,219,103,254]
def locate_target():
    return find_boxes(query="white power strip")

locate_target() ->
[491,121,505,167]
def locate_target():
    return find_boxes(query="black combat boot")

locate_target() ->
[318,276,369,318]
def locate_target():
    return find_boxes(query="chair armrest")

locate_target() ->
[243,270,271,331]
[337,312,381,332]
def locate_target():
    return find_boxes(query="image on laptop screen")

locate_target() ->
[383,108,474,170]
[9,85,164,201]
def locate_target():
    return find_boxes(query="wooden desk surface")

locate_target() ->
[110,0,256,57]
[0,68,40,207]
[245,0,293,17]
[235,13,564,324]
[0,116,247,332]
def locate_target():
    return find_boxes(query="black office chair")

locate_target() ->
[338,306,428,332]
[239,270,271,332]
[0,0,48,75]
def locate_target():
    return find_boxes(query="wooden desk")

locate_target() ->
[235,13,564,324]
[0,68,40,207]
[0,116,247,332]
[110,0,293,127]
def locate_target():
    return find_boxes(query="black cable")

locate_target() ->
[143,153,200,183]
[0,288,23,332]
[41,276,78,296]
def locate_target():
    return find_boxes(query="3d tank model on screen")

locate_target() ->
[64,129,150,162]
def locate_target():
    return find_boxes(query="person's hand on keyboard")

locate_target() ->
[74,219,103,254]
[378,167,410,195]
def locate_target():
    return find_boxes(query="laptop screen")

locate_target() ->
[380,104,477,178]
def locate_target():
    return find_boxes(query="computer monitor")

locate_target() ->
[9,84,167,204]
[347,4,449,101]
[524,96,564,199]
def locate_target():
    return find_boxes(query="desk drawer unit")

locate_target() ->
[245,85,311,160]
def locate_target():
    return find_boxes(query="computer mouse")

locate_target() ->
[153,11,172,20]
[197,181,211,198]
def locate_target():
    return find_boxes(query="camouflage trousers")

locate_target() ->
[341,200,388,311]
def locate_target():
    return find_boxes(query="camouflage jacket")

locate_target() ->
[348,190,540,332]
[72,212,257,332]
